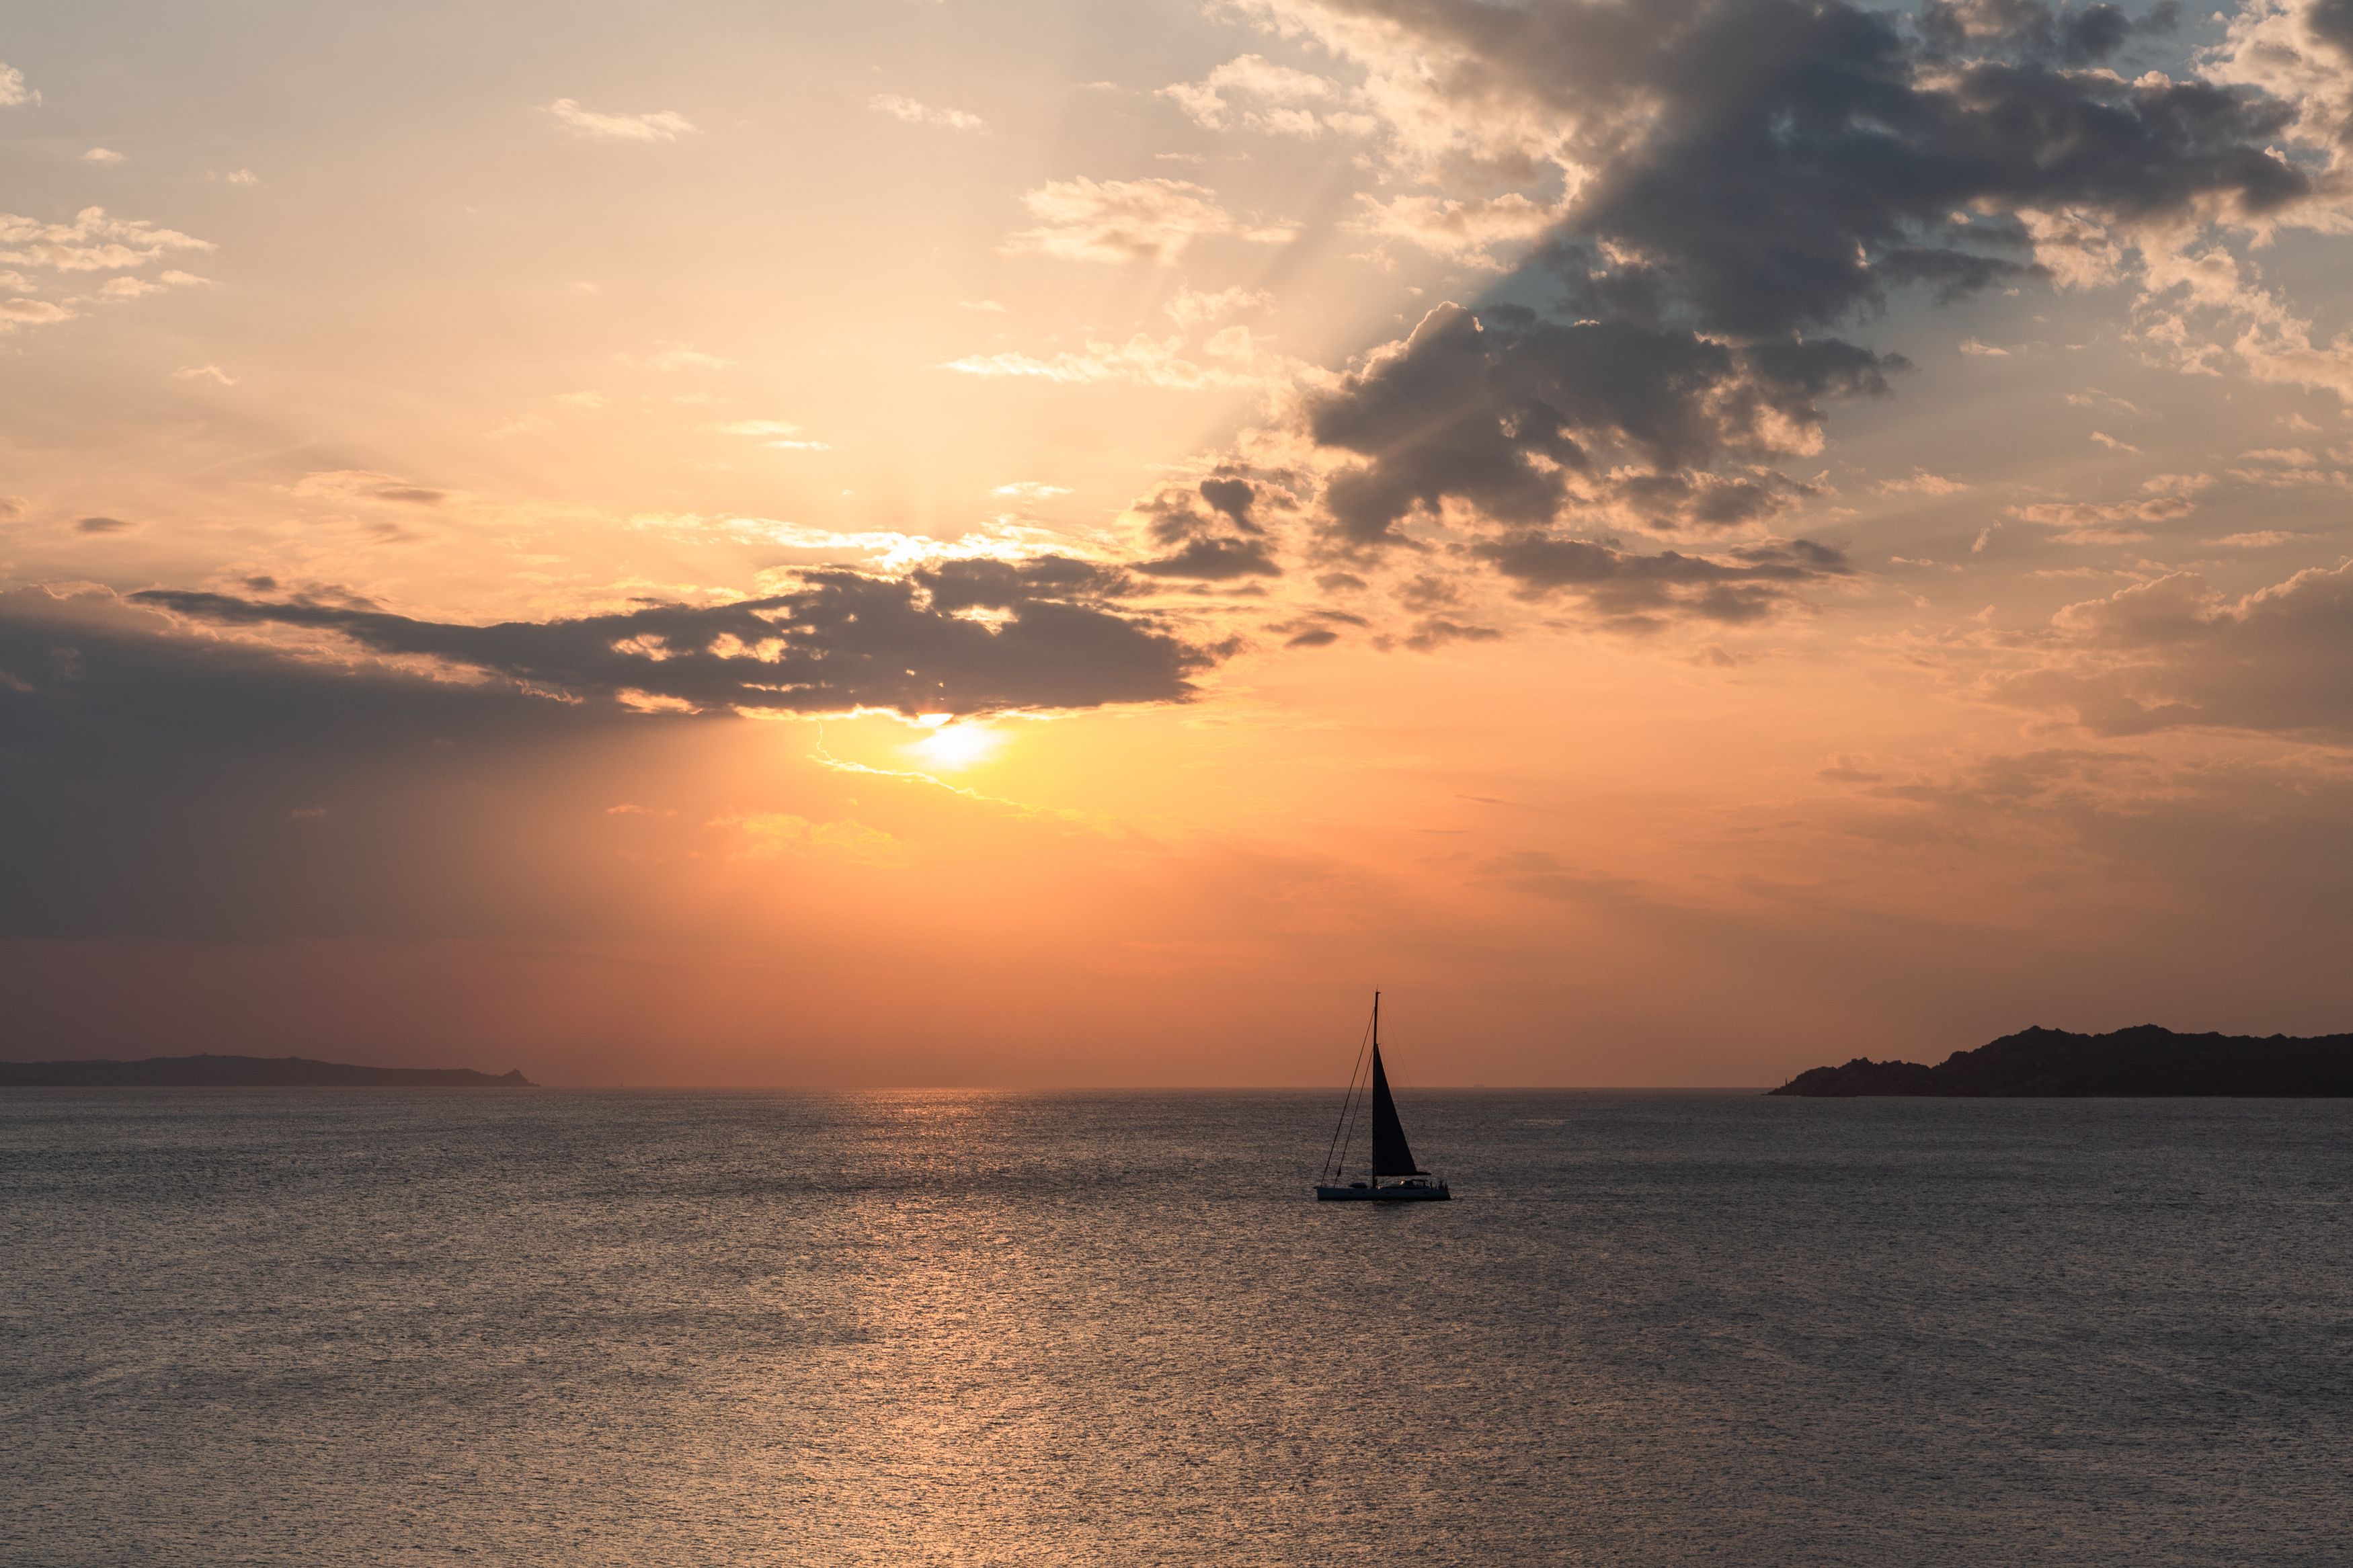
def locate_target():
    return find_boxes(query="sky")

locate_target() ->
[5,0,2353,1086]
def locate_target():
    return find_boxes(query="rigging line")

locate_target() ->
[1328,999,1377,1181]
[1321,1005,1375,1181]
[1322,1007,1372,1181]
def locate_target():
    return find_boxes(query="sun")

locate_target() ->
[908,721,1006,771]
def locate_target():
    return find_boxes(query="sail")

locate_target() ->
[1368,1044,1425,1176]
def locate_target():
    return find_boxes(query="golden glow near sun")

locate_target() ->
[908,722,1006,772]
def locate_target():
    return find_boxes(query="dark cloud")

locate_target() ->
[1400,617,1505,651]
[2316,0,2353,56]
[126,558,1207,718]
[0,587,654,940]
[1133,536,1282,579]
[0,573,1219,940]
[1472,534,1853,630]
[1990,563,2353,739]
[1199,477,1260,532]
[1347,0,2310,339]
[74,516,135,534]
[1296,0,2319,555]
[1307,303,1892,548]
[1129,476,1286,578]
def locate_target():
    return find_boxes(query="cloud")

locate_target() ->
[1876,470,1968,495]
[81,147,126,165]
[99,269,207,300]
[1231,0,2350,544]
[2204,0,2353,167]
[1472,534,1853,630]
[1165,285,1271,327]
[715,811,906,866]
[1304,302,1890,547]
[1132,537,1283,580]
[73,515,136,534]
[1123,474,1294,579]
[0,61,31,108]
[124,556,1213,719]
[0,206,213,272]
[868,94,986,132]
[715,419,828,450]
[1351,192,1566,270]
[1990,561,2353,739]
[292,470,449,506]
[0,585,680,942]
[1002,177,1295,263]
[172,364,236,385]
[221,168,259,185]
[2008,472,2210,542]
[1158,54,1362,136]
[0,298,71,331]
[627,342,732,372]
[544,99,699,142]
[943,334,1264,389]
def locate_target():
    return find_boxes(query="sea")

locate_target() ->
[4,1089,2350,1566]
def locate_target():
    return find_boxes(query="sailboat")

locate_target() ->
[1315,992,1450,1201]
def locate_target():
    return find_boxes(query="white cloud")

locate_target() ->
[81,147,126,165]
[868,94,986,132]
[992,481,1072,499]
[554,390,606,408]
[2089,431,2139,452]
[1160,54,1361,137]
[544,98,699,142]
[1349,191,1562,269]
[1003,177,1295,264]
[0,207,213,272]
[221,168,259,185]
[1165,284,1271,327]
[0,297,71,331]
[625,342,732,372]
[1874,470,1968,496]
[944,333,1288,390]
[717,418,828,450]
[98,268,207,300]
[1959,338,2010,356]
[174,364,237,385]
[0,61,32,108]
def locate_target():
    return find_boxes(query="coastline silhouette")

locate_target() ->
[1772,1025,2353,1097]
[0,1054,534,1087]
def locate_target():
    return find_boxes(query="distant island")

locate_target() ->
[0,1054,534,1088]
[1772,1025,2353,1097]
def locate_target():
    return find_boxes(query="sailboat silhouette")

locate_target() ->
[1315,992,1451,1201]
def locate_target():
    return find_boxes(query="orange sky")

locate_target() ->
[5,0,2352,1083]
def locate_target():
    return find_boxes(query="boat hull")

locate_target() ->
[1315,1182,1450,1201]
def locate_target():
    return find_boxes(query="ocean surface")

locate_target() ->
[5,1089,2350,1566]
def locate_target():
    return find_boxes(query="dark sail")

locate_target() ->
[1368,1044,1425,1177]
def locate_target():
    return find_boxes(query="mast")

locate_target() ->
[1370,991,1380,1188]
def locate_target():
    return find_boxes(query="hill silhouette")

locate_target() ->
[0,1054,534,1087]
[1771,1025,2353,1097]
